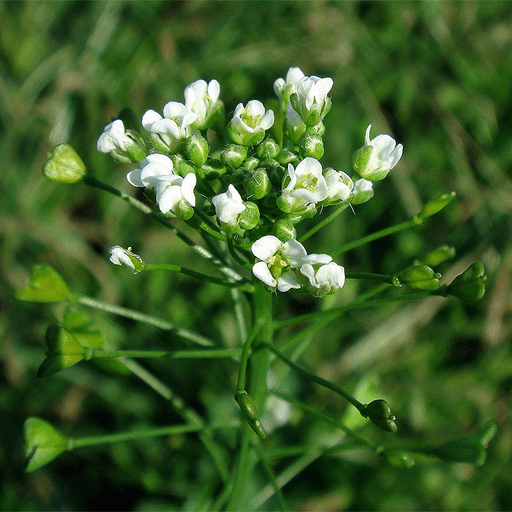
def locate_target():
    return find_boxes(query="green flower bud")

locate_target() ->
[15,265,70,303]
[256,138,280,160]
[306,121,325,137]
[416,245,456,267]
[38,325,87,377]
[384,450,415,469]
[243,168,272,200]
[364,399,397,433]
[416,192,456,220]
[447,262,486,302]
[276,149,299,166]
[24,417,69,472]
[201,159,227,180]
[272,219,296,241]
[299,134,324,159]
[267,163,286,187]
[171,154,196,177]
[242,156,260,171]
[184,134,209,167]
[239,201,260,230]
[42,144,87,184]
[235,391,267,439]
[395,265,441,290]
[220,144,247,170]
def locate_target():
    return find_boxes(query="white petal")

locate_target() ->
[281,239,308,268]
[126,168,144,187]
[252,261,277,288]
[251,235,282,262]
[260,109,275,130]
[163,101,188,119]
[142,110,163,131]
[207,79,220,102]
[181,173,197,206]
[277,271,301,292]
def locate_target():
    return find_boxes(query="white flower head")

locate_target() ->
[126,153,175,189]
[323,168,354,205]
[97,119,146,163]
[278,157,329,213]
[291,75,333,126]
[109,246,144,273]
[300,261,345,297]
[212,184,246,226]
[251,236,312,292]
[274,67,306,110]
[142,102,197,153]
[155,173,196,219]
[353,124,403,181]
[227,100,274,146]
[184,79,222,130]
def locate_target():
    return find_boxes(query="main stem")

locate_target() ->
[227,283,273,510]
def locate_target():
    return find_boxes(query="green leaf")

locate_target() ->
[15,265,70,303]
[24,417,68,472]
[37,325,86,377]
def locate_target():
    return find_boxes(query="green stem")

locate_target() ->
[88,348,241,360]
[227,283,273,511]
[330,217,421,256]
[263,343,366,415]
[273,289,441,330]
[299,203,351,243]
[143,263,254,291]
[74,294,217,347]
[83,175,241,281]
[236,322,263,393]
[346,272,396,285]
[186,212,227,241]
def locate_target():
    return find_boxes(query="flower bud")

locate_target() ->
[416,245,456,267]
[384,450,415,469]
[227,100,274,146]
[239,201,260,230]
[276,149,299,166]
[395,265,441,290]
[43,143,87,184]
[235,390,267,439]
[244,168,271,200]
[272,219,296,241]
[257,138,280,160]
[351,179,374,205]
[447,262,486,302]
[15,264,70,303]
[364,399,397,433]
[299,134,324,159]
[38,325,87,377]
[201,159,227,180]
[24,417,69,472]
[417,192,456,220]
[242,155,260,171]
[109,246,145,273]
[171,154,196,177]
[220,144,248,169]
[184,134,209,167]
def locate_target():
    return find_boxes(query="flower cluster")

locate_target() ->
[98,68,403,295]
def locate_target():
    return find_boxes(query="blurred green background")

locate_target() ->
[1,1,511,510]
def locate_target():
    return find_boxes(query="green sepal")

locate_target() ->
[395,265,441,290]
[42,143,87,184]
[363,399,398,433]
[15,265,70,303]
[417,192,456,220]
[235,391,267,439]
[24,417,69,472]
[37,325,87,377]
[447,262,486,302]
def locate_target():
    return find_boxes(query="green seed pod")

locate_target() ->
[417,192,456,220]
[364,399,397,433]
[15,265,70,303]
[395,265,441,290]
[416,245,456,267]
[447,261,486,302]
[43,144,87,184]
[235,391,267,439]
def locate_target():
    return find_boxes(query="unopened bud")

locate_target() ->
[395,265,441,290]
[364,399,397,433]
[201,159,227,180]
[244,169,271,200]
[184,134,209,167]
[235,391,267,439]
[220,144,247,170]
[416,192,456,220]
[239,201,260,230]
[272,219,296,241]
[299,134,324,159]
[257,138,280,160]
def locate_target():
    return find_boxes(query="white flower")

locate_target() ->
[97,119,146,163]
[227,100,274,146]
[291,75,333,126]
[351,178,374,205]
[278,157,329,213]
[212,184,246,226]
[284,102,307,144]
[353,124,403,181]
[323,168,354,205]
[154,173,196,216]
[126,153,175,189]
[251,236,321,292]
[274,67,306,110]
[142,102,197,153]
[300,261,345,297]
[184,79,221,130]
[109,246,144,273]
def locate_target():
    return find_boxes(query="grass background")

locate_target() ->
[1,1,511,510]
